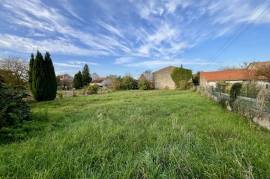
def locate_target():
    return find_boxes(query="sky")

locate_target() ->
[0,0,270,77]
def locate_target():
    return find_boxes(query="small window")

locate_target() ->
[266,84,269,89]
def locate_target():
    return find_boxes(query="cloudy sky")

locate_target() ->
[0,0,270,77]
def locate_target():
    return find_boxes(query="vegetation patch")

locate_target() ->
[0,91,270,178]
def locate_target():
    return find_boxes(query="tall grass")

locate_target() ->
[0,90,270,178]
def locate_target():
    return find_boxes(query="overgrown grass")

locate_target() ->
[0,90,270,178]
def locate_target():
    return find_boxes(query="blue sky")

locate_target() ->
[0,0,270,77]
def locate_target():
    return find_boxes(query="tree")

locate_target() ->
[171,66,192,89]
[256,65,270,82]
[82,64,92,86]
[44,52,57,100]
[30,51,57,101]
[121,75,138,90]
[73,71,83,89]
[0,75,30,129]
[138,75,152,90]
[0,57,28,87]
[28,54,34,90]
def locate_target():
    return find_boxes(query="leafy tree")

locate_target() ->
[106,75,122,90]
[30,51,57,101]
[73,71,83,89]
[138,75,152,90]
[171,66,192,89]
[121,75,138,90]
[82,64,92,86]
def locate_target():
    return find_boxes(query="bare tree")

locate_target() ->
[0,57,28,82]
[256,65,270,82]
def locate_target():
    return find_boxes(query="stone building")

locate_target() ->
[153,66,176,89]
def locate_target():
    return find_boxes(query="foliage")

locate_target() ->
[110,76,122,91]
[229,83,242,105]
[28,54,34,90]
[1,91,270,178]
[82,64,92,86]
[121,75,138,90]
[0,57,28,88]
[240,81,261,98]
[216,81,231,93]
[87,84,99,95]
[56,74,73,90]
[30,51,57,101]
[138,75,153,90]
[171,66,192,89]
[256,64,270,82]
[0,80,30,129]
[192,72,200,86]
[73,71,83,89]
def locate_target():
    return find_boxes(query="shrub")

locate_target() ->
[240,81,261,98]
[216,81,231,93]
[171,66,192,89]
[230,83,242,105]
[58,92,63,99]
[121,76,138,90]
[138,75,152,90]
[87,84,99,95]
[192,72,200,86]
[218,98,228,109]
[0,80,30,129]
[110,76,122,91]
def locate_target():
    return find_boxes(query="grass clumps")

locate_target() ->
[0,90,270,178]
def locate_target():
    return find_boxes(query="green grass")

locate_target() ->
[1,90,270,178]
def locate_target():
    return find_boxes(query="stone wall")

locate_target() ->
[201,87,270,130]
[153,66,176,89]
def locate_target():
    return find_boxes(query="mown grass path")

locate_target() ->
[1,90,270,178]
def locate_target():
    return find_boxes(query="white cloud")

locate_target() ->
[55,61,98,68]
[114,57,135,64]
[125,59,217,68]
[0,34,107,56]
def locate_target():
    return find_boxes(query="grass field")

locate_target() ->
[1,90,270,178]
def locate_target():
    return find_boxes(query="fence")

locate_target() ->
[200,86,270,130]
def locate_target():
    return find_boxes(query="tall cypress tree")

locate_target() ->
[73,71,83,89]
[31,51,57,101]
[82,64,92,86]
[44,52,57,100]
[28,53,34,90]
[31,51,45,101]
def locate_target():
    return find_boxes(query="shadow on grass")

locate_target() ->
[0,109,49,145]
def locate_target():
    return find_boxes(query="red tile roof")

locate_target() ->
[200,69,257,82]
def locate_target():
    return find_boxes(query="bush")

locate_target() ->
[138,76,152,90]
[121,76,138,90]
[171,66,192,89]
[111,76,122,91]
[87,84,99,95]
[240,81,261,98]
[230,83,242,105]
[0,81,30,129]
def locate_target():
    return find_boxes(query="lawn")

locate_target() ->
[1,90,270,178]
